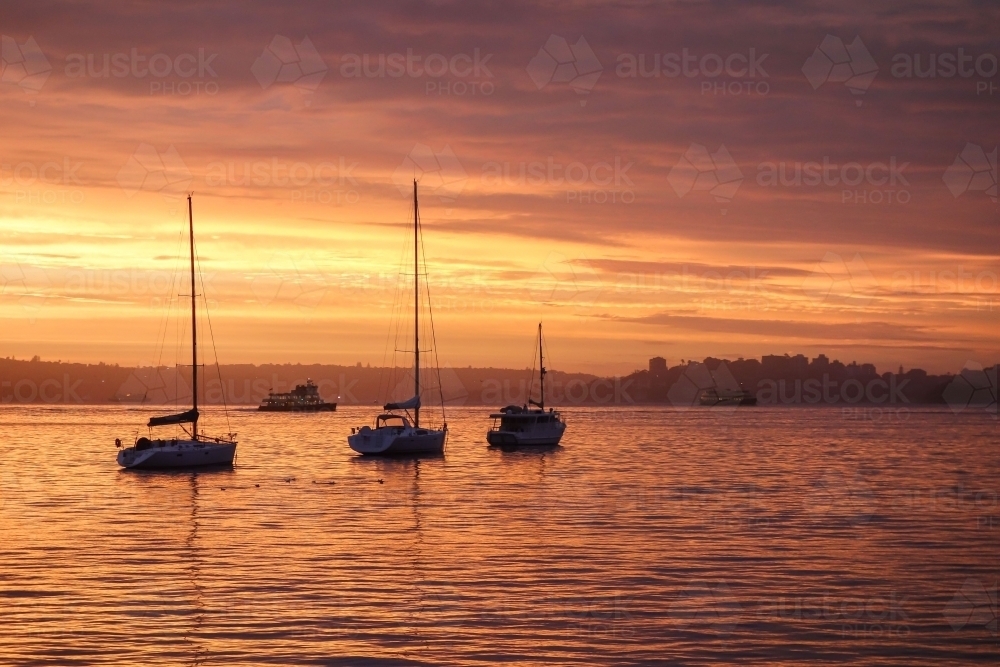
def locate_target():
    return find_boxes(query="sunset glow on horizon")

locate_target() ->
[2,1,997,375]
[1,5,999,666]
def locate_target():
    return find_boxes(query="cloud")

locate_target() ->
[2,0,998,373]
[616,311,939,343]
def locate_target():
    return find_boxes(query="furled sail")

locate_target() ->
[384,396,420,411]
[148,409,199,427]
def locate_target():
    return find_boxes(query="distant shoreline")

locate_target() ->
[0,356,994,409]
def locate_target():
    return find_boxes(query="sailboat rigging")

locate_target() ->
[348,180,447,455]
[116,194,238,469]
[487,323,567,447]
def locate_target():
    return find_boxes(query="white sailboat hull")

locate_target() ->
[117,439,237,469]
[348,426,446,456]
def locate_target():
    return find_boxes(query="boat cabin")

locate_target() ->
[376,414,410,430]
[488,405,562,432]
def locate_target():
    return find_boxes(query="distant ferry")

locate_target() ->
[258,379,336,412]
[699,388,757,406]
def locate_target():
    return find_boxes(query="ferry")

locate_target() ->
[258,379,337,412]
[699,387,757,406]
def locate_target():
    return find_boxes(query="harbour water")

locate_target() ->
[1,405,997,665]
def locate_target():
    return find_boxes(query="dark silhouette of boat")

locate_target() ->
[347,180,447,455]
[487,323,566,447]
[116,194,238,469]
[699,387,757,406]
[258,379,336,412]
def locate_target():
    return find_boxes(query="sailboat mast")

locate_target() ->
[538,322,545,411]
[188,194,198,439]
[413,180,420,428]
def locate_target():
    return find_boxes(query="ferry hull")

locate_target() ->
[699,395,757,407]
[258,403,336,412]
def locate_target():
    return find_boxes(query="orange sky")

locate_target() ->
[1,1,997,375]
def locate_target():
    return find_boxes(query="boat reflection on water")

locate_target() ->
[348,455,450,639]
[490,438,563,454]
[116,467,233,664]
[184,472,207,665]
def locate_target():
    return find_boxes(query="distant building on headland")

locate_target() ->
[762,354,808,375]
[619,352,989,406]
[0,354,993,407]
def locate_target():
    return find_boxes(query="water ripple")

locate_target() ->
[0,405,997,664]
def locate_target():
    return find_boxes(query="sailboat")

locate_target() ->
[347,180,447,456]
[487,323,567,447]
[116,195,238,469]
